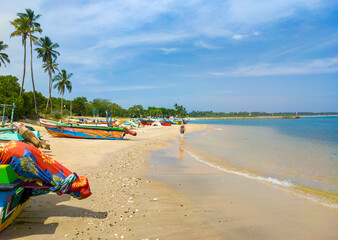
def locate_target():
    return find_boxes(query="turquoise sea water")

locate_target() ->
[186,117,338,207]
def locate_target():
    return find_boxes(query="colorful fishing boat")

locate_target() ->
[161,121,172,126]
[40,119,136,140]
[0,127,41,143]
[0,165,30,232]
[139,119,154,126]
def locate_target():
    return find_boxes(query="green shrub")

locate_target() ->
[52,111,62,119]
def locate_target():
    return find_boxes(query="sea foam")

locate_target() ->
[184,149,338,209]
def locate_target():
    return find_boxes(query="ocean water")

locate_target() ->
[185,117,338,208]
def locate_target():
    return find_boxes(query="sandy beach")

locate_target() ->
[1,123,220,240]
[0,122,337,240]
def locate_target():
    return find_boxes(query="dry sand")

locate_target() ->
[1,123,220,240]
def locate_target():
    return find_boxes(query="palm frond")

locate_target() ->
[53,69,73,95]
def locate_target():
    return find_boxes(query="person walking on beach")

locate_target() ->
[180,122,186,138]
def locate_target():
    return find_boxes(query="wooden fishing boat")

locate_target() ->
[139,119,154,126]
[0,103,43,143]
[0,127,41,143]
[40,119,136,140]
[0,165,30,232]
[161,121,172,126]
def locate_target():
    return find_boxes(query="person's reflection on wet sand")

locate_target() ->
[179,138,184,162]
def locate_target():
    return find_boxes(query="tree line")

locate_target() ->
[0,8,72,115]
[0,75,187,119]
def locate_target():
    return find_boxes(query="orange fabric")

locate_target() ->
[0,141,91,199]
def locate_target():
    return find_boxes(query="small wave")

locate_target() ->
[184,149,338,209]
[185,150,293,187]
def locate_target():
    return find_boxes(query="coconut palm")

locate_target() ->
[35,36,60,112]
[0,41,10,67]
[53,69,72,115]
[42,60,59,112]
[10,15,30,95]
[18,9,42,114]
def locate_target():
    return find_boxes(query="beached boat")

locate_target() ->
[40,119,136,140]
[0,165,30,232]
[139,119,154,126]
[161,121,172,126]
[0,127,41,143]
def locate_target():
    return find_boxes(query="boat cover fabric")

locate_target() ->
[0,141,91,199]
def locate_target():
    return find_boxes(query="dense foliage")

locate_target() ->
[0,75,189,120]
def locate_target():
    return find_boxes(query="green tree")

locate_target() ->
[42,60,58,111]
[0,75,24,119]
[10,14,30,95]
[174,103,187,117]
[53,69,72,115]
[35,36,60,112]
[129,105,144,118]
[110,103,122,117]
[0,41,10,67]
[72,96,87,116]
[92,98,112,116]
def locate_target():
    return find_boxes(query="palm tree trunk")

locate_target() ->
[45,73,50,110]
[46,69,52,111]
[20,40,27,96]
[50,78,53,113]
[45,96,49,110]
[61,93,63,115]
[30,37,38,114]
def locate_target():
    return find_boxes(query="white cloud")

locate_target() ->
[91,33,188,50]
[194,40,219,49]
[158,48,179,54]
[92,84,175,92]
[211,57,338,77]
[253,31,260,36]
[227,0,321,25]
[232,34,247,40]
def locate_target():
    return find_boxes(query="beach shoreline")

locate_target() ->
[1,122,337,239]
[147,125,337,239]
[1,123,217,240]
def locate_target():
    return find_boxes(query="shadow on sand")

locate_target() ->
[0,193,107,239]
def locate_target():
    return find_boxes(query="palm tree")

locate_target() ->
[10,15,30,95]
[53,69,72,115]
[0,41,10,67]
[18,9,42,114]
[35,36,60,112]
[42,60,58,112]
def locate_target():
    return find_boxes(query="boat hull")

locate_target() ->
[0,165,30,232]
[0,188,30,232]
[40,119,137,139]
[140,120,154,125]
[0,131,41,143]
[161,122,172,126]
[44,125,125,140]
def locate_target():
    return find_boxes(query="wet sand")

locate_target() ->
[149,140,338,239]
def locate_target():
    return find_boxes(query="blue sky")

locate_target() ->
[0,0,337,112]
